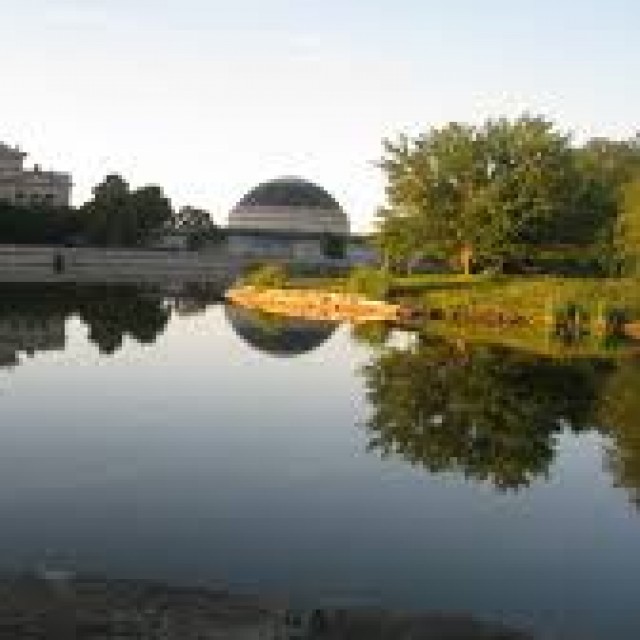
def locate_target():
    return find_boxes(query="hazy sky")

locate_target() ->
[1,0,638,230]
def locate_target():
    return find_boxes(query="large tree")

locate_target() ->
[81,175,173,246]
[130,185,173,241]
[378,115,598,274]
[81,174,136,246]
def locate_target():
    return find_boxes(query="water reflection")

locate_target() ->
[360,334,640,501]
[596,357,640,505]
[1,283,640,637]
[2,282,640,505]
[0,284,171,360]
[225,305,337,358]
[0,283,339,366]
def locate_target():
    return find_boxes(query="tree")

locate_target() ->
[81,175,174,246]
[81,174,136,246]
[130,185,173,241]
[571,136,640,272]
[378,115,593,274]
[373,207,429,273]
[171,206,221,249]
[0,201,82,245]
[616,176,640,274]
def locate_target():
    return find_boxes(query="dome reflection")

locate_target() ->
[225,304,337,357]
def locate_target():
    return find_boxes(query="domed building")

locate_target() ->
[226,177,353,265]
[229,177,349,235]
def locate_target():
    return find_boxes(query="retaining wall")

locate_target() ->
[0,245,240,285]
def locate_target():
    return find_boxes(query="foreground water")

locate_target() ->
[1,283,639,639]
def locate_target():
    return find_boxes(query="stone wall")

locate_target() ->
[0,245,240,285]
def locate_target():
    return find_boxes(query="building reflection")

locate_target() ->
[225,304,337,358]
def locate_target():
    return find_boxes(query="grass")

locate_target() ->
[262,270,640,357]
[389,274,640,325]
[422,320,638,359]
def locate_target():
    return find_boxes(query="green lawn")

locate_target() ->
[389,274,640,325]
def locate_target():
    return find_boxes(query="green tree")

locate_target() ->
[130,185,173,242]
[81,174,136,246]
[0,201,82,245]
[378,116,594,273]
[373,207,428,273]
[571,136,640,272]
[615,174,640,274]
[81,176,173,246]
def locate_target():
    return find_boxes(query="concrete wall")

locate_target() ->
[0,245,240,286]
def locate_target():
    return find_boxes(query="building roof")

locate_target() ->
[0,142,25,157]
[236,177,341,210]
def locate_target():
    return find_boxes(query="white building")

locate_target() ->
[0,142,72,207]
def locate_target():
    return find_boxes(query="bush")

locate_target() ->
[241,263,289,289]
[345,267,391,300]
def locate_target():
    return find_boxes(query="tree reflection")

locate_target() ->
[595,357,640,505]
[76,288,170,354]
[0,284,171,359]
[350,321,392,347]
[361,337,609,490]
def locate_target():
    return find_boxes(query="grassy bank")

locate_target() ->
[388,274,640,325]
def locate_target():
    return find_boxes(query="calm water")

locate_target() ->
[1,283,640,638]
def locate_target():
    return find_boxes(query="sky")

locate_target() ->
[1,0,638,231]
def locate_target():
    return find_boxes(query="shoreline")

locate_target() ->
[0,571,533,639]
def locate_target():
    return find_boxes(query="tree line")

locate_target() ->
[376,115,640,275]
[0,173,220,248]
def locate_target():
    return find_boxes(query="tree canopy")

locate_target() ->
[377,116,640,274]
[80,174,173,246]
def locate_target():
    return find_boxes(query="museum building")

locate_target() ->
[226,176,357,264]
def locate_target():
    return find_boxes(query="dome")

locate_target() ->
[229,177,349,235]
[225,305,337,358]
[237,177,340,209]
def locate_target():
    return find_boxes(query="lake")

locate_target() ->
[0,282,639,639]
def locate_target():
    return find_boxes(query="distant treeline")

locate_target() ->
[0,174,219,248]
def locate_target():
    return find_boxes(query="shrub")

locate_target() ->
[345,267,391,300]
[241,263,289,289]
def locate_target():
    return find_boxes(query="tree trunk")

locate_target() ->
[460,245,473,276]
